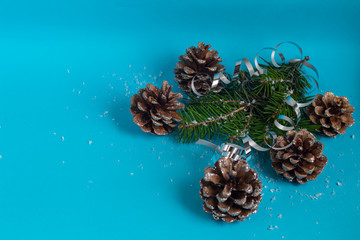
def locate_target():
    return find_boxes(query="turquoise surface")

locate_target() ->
[0,0,359,239]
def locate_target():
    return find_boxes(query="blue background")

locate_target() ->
[0,0,359,239]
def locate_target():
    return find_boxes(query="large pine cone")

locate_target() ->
[173,42,225,95]
[306,91,355,137]
[270,129,328,184]
[200,158,262,223]
[130,81,184,135]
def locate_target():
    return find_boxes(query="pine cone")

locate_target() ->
[200,158,262,223]
[270,129,328,184]
[173,42,225,95]
[306,92,355,137]
[130,81,184,135]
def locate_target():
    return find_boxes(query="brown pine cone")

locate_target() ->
[173,42,225,95]
[270,129,328,184]
[130,81,184,135]
[306,91,355,137]
[200,158,262,223]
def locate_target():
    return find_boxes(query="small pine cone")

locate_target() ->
[173,42,225,95]
[130,81,184,135]
[306,91,355,137]
[270,129,328,184]
[200,158,262,223]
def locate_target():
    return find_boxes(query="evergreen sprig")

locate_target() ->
[175,60,321,145]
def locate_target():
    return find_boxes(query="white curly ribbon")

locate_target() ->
[196,42,319,159]
[191,72,230,97]
[196,139,248,161]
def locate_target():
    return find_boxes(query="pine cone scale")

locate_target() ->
[130,81,184,135]
[270,129,328,184]
[200,158,262,222]
[307,91,355,136]
[174,42,225,95]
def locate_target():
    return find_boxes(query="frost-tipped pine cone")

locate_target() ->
[130,81,184,135]
[173,42,225,95]
[270,129,328,184]
[306,91,355,137]
[200,158,262,223]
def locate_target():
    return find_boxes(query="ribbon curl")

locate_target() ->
[195,42,319,159]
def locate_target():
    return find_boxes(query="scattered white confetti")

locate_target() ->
[130,173,134,176]
[336,181,343,186]
[129,64,131,68]
[187,172,191,175]
[268,225,274,230]
[0,155,2,159]
[277,214,282,219]
[169,178,174,183]
[88,141,92,145]
[351,135,355,139]
[314,193,323,199]
[331,189,336,195]
[61,136,65,141]
[66,69,70,74]
[269,187,281,193]
[270,196,276,202]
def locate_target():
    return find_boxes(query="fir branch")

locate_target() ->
[178,104,247,129]
[175,60,319,145]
